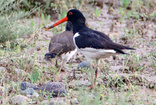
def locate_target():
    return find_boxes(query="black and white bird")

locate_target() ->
[46,9,135,87]
[45,21,77,70]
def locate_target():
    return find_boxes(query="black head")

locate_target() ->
[66,9,86,24]
[46,9,86,30]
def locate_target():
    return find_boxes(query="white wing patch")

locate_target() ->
[73,32,80,38]
[73,32,79,48]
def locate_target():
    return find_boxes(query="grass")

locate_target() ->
[0,0,156,104]
[94,7,102,17]
[0,0,40,44]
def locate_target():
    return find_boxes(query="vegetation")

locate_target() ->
[0,0,37,43]
[0,0,155,104]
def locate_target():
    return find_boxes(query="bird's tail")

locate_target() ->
[123,46,135,50]
[113,44,135,54]
[44,53,57,61]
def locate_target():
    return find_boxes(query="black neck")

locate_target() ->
[72,19,86,34]
[65,21,73,31]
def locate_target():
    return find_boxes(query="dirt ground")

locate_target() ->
[0,0,156,104]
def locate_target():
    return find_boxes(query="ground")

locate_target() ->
[0,0,156,105]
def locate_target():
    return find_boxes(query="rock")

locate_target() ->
[20,82,39,90]
[32,90,39,98]
[21,88,39,98]
[39,82,66,97]
[69,80,91,88]
[70,98,79,105]
[0,67,6,72]
[77,61,90,70]
[11,95,29,105]
[41,98,68,105]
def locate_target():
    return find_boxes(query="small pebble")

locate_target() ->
[77,61,90,70]
[21,88,39,97]
[20,82,38,90]
[70,98,79,105]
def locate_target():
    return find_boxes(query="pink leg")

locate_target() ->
[89,60,100,89]
[94,66,98,86]
[94,59,100,87]
[88,62,94,89]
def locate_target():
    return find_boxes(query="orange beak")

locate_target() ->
[46,16,68,30]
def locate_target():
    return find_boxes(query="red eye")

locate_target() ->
[69,12,73,15]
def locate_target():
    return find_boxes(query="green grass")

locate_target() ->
[94,8,102,17]
[0,0,156,104]
[0,0,40,44]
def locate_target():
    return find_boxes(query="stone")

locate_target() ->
[20,82,39,90]
[21,88,39,98]
[11,95,29,105]
[39,82,66,97]
[77,61,90,70]
[70,98,79,105]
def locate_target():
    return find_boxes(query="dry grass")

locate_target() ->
[0,0,156,104]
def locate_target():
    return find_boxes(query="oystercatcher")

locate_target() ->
[46,9,135,87]
[45,21,77,71]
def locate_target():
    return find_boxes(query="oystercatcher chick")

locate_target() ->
[45,21,77,73]
[46,9,135,88]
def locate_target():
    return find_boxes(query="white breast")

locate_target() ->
[80,47,117,63]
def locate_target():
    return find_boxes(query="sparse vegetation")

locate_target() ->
[0,0,38,43]
[0,0,155,104]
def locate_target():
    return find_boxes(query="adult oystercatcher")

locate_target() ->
[46,9,135,87]
[45,21,77,71]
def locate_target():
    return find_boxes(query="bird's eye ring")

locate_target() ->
[69,12,73,15]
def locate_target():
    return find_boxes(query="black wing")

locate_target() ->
[75,28,134,54]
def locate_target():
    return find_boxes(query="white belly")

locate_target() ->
[79,48,117,62]
[61,49,77,62]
